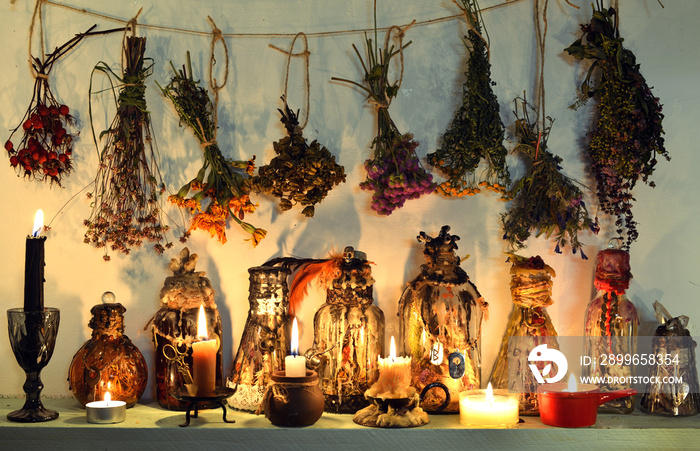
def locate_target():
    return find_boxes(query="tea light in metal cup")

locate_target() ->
[86,392,126,424]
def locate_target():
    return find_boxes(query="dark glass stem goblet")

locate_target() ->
[7,307,60,422]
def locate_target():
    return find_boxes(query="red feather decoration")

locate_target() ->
[288,254,342,316]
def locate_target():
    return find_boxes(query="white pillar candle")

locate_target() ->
[367,336,412,398]
[285,317,306,377]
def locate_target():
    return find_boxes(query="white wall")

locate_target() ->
[0,0,696,399]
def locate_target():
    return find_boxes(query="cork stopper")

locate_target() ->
[89,291,126,337]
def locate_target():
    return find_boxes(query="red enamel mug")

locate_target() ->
[537,383,637,428]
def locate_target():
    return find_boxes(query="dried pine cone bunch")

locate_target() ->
[253,101,345,217]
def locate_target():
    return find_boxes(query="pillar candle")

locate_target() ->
[24,210,45,312]
[285,317,306,377]
[191,304,217,396]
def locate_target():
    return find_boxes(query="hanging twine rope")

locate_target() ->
[533,0,549,131]
[120,8,142,73]
[28,0,47,79]
[270,32,311,130]
[452,0,491,62]
[207,16,229,144]
[42,0,523,39]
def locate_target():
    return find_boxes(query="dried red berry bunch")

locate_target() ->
[4,24,112,185]
[5,101,75,183]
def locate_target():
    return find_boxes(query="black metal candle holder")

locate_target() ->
[7,307,60,422]
[171,386,236,427]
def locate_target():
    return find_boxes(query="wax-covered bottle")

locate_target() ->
[583,239,638,413]
[398,225,487,413]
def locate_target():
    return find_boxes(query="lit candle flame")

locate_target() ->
[389,336,396,362]
[104,391,111,404]
[197,304,208,340]
[485,382,494,403]
[291,317,299,356]
[32,209,44,237]
[564,373,578,392]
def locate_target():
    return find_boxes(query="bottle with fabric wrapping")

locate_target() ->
[490,254,559,415]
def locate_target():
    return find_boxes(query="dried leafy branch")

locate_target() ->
[501,96,598,258]
[84,36,172,261]
[565,2,667,249]
[428,0,510,198]
[159,52,265,246]
[332,23,435,215]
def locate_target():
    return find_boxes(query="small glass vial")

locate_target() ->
[69,292,148,407]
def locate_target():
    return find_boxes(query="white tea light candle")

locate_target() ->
[459,383,519,427]
[86,392,126,424]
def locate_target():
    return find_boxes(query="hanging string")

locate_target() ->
[42,0,523,40]
[207,16,229,144]
[28,0,47,79]
[451,0,491,62]
[363,20,415,113]
[270,32,311,130]
[533,0,549,132]
[121,8,142,72]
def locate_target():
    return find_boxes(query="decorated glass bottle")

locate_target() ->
[583,239,638,413]
[398,225,487,413]
[305,247,385,413]
[227,266,292,412]
[151,248,223,410]
[641,302,700,416]
[68,292,148,407]
[490,255,559,415]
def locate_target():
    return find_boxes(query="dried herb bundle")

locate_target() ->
[332,26,434,215]
[84,36,172,261]
[160,53,265,246]
[252,99,346,217]
[4,25,102,185]
[428,0,509,198]
[565,3,667,249]
[501,97,597,258]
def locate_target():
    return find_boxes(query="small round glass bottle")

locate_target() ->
[583,239,638,413]
[69,292,148,407]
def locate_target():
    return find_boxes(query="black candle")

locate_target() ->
[24,210,46,312]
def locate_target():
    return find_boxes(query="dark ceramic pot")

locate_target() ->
[265,370,324,427]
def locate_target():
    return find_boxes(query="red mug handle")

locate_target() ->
[598,388,637,405]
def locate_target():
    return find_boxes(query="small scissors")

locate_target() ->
[163,344,194,385]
